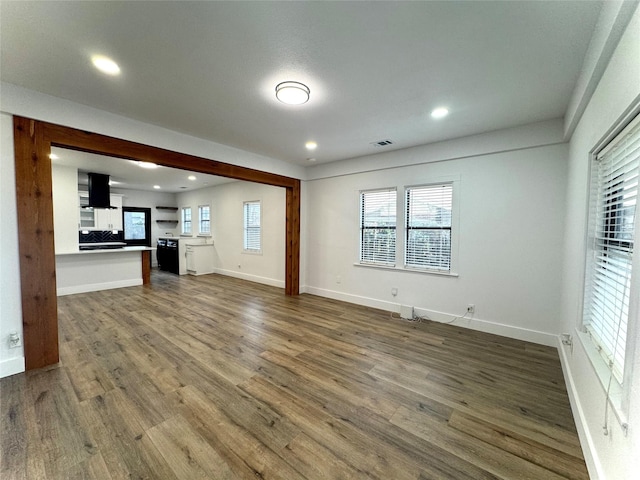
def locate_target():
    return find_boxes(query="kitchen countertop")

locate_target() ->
[55,246,155,256]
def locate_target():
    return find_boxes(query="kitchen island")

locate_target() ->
[55,246,154,296]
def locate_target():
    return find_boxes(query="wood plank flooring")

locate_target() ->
[0,271,588,479]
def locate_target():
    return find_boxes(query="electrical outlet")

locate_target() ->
[8,332,21,349]
[336,275,342,284]
[467,304,475,313]
[391,287,398,297]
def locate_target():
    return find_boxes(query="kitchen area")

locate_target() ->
[51,150,217,296]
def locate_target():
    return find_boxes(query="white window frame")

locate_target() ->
[198,204,211,236]
[243,200,261,253]
[355,177,459,276]
[404,183,453,273]
[181,206,192,235]
[580,110,640,425]
[359,188,397,266]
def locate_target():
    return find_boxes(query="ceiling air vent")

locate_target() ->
[371,140,393,147]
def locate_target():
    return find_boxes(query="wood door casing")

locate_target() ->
[13,116,301,371]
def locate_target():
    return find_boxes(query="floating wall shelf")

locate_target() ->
[156,206,178,211]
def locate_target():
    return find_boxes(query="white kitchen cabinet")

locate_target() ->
[79,193,123,230]
[185,243,215,275]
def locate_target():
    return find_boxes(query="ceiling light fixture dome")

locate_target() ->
[276,81,310,105]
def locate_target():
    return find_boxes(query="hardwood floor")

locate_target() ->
[1,271,588,479]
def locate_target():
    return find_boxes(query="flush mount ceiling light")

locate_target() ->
[91,55,121,76]
[276,81,310,105]
[137,161,158,169]
[431,107,449,119]
[153,185,161,189]
[188,175,197,181]
[305,141,317,150]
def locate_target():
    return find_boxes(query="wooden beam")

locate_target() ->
[13,116,301,371]
[43,122,297,188]
[13,117,59,370]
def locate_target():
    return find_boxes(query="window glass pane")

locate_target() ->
[182,207,192,234]
[244,201,261,251]
[360,189,396,265]
[405,184,453,271]
[199,205,211,234]
[124,211,146,240]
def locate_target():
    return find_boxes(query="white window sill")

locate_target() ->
[242,249,262,255]
[353,262,459,277]
[197,234,211,238]
[576,329,628,428]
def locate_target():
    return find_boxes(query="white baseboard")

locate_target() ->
[57,279,143,296]
[302,286,556,347]
[0,356,25,378]
[557,338,602,480]
[214,268,285,289]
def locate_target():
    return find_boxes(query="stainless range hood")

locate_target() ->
[85,172,117,209]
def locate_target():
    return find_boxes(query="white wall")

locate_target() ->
[177,181,286,287]
[52,164,79,253]
[559,4,640,479]
[304,136,567,346]
[0,112,25,377]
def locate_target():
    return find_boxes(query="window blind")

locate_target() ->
[584,114,639,383]
[182,207,192,235]
[199,205,211,234]
[405,184,453,271]
[360,189,396,265]
[243,201,261,251]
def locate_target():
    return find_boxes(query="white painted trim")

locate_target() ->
[214,268,284,289]
[558,337,603,480]
[303,286,556,346]
[0,356,25,378]
[57,279,143,296]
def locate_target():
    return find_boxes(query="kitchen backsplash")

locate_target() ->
[79,230,124,244]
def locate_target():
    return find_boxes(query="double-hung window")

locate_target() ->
[359,189,397,265]
[181,207,192,235]
[405,183,453,272]
[198,205,211,235]
[243,201,261,252]
[583,114,639,383]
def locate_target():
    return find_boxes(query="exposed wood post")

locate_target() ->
[285,182,301,295]
[141,250,151,285]
[13,117,59,370]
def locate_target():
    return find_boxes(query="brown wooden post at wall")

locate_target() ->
[13,116,301,371]
[13,117,60,370]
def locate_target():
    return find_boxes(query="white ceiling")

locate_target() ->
[1,1,602,166]
[51,147,234,193]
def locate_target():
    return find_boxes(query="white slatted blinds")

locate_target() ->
[405,184,453,271]
[181,207,192,235]
[360,189,397,265]
[243,201,261,252]
[583,114,639,383]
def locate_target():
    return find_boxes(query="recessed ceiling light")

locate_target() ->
[276,81,310,105]
[91,55,121,76]
[49,153,59,160]
[305,141,317,150]
[188,175,197,181]
[138,161,158,169]
[153,185,161,189]
[431,107,449,119]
